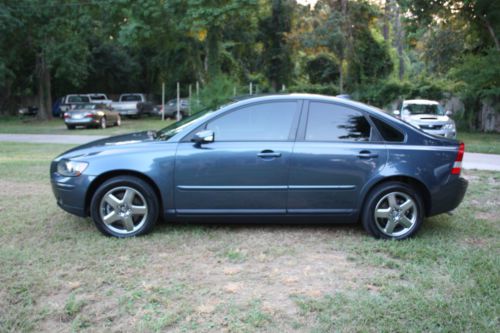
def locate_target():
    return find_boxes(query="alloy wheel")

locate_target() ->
[374,191,418,238]
[99,186,148,235]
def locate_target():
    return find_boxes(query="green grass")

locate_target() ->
[0,115,173,136]
[0,142,498,332]
[458,131,500,154]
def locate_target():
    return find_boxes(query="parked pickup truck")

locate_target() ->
[59,94,92,113]
[111,93,154,117]
[89,93,113,106]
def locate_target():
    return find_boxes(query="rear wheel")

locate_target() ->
[90,176,159,237]
[100,117,107,129]
[362,182,423,240]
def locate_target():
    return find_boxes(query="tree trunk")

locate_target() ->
[206,27,220,80]
[383,0,391,41]
[394,4,404,80]
[483,18,500,52]
[36,52,52,120]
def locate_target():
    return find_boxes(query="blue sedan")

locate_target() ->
[50,94,467,239]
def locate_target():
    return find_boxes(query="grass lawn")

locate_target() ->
[458,131,500,155]
[0,116,174,136]
[0,142,498,332]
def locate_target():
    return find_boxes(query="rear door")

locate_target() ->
[287,101,387,215]
[174,100,302,214]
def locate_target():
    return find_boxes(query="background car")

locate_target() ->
[111,93,154,117]
[51,94,467,240]
[18,105,38,116]
[153,98,190,119]
[64,103,121,130]
[393,99,456,138]
[59,94,92,114]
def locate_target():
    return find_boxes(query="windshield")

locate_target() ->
[75,104,96,110]
[402,103,444,115]
[156,110,213,141]
[68,96,90,103]
[121,95,142,102]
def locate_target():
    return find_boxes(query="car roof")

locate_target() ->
[402,99,439,105]
[226,93,374,111]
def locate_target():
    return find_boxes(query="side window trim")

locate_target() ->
[180,99,302,143]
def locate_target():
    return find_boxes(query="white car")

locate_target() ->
[394,99,456,138]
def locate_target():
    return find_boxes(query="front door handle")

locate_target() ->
[357,151,378,159]
[258,150,282,158]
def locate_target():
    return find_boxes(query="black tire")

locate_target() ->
[90,176,159,237]
[66,125,75,130]
[362,181,424,240]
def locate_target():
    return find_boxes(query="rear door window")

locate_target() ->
[305,102,371,142]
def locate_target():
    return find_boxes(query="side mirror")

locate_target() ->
[393,110,400,116]
[445,110,453,117]
[192,130,214,145]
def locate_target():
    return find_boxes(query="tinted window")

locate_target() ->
[68,96,90,103]
[121,95,142,102]
[306,102,371,142]
[370,116,404,142]
[206,102,298,141]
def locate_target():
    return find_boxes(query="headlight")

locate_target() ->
[57,159,88,176]
[443,122,456,130]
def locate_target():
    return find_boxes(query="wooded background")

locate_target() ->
[0,0,499,131]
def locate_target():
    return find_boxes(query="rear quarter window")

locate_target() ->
[370,116,405,142]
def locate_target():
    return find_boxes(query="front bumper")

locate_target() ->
[429,176,468,216]
[422,128,456,138]
[51,171,94,217]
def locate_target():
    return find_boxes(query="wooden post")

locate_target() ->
[196,81,200,107]
[233,86,236,97]
[282,84,286,92]
[176,81,181,121]
[249,82,253,95]
[161,82,165,121]
[188,84,192,115]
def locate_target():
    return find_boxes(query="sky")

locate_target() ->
[296,0,319,7]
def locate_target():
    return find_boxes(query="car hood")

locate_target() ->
[57,131,157,159]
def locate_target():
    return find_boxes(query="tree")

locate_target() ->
[259,0,294,91]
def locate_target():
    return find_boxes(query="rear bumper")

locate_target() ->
[429,177,468,216]
[65,118,99,126]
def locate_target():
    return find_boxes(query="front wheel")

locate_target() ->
[362,182,424,240]
[100,117,107,129]
[90,176,159,237]
[115,115,121,127]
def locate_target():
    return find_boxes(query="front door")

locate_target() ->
[287,101,387,215]
[174,100,301,214]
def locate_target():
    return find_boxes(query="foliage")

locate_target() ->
[305,53,340,84]
[0,0,498,130]
[191,74,239,113]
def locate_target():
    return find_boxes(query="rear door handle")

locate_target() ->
[258,150,282,158]
[357,151,378,159]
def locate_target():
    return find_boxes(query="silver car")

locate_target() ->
[64,103,121,130]
[393,99,456,138]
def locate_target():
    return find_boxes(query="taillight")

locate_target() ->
[84,113,94,118]
[63,113,70,119]
[451,142,465,175]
